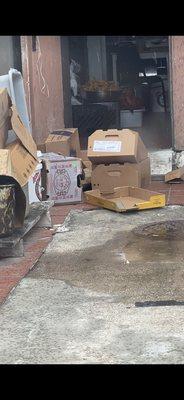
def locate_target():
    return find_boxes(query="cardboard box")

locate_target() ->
[0,88,12,148]
[37,128,81,157]
[91,158,150,192]
[51,128,81,157]
[41,153,83,204]
[44,133,71,156]
[87,128,148,164]
[165,166,184,183]
[0,105,38,226]
[85,186,165,212]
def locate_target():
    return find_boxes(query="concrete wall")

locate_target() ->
[0,36,14,75]
[21,36,65,143]
[170,36,184,150]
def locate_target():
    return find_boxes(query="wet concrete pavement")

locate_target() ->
[1,206,184,364]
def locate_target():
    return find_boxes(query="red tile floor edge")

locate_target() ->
[0,181,184,305]
[0,203,98,305]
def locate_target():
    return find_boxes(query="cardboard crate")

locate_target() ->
[91,158,150,192]
[37,128,81,158]
[85,186,165,212]
[87,128,148,164]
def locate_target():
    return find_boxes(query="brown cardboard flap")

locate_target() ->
[0,89,12,148]
[10,106,37,160]
[6,141,38,187]
[165,166,184,182]
[0,88,12,130]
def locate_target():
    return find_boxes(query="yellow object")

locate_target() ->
[85,186,165,213]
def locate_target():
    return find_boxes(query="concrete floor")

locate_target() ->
[1,206,184,364]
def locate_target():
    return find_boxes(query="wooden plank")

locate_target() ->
[0,201,54,249]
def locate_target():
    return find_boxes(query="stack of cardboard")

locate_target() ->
[38,129,84,205]
[87,129,150,193]
[86,129,165,212]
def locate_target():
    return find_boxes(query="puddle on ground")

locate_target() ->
[29,219,184,301]
[126,220,184,262]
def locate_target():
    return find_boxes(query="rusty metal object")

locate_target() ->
[0,184,15,237]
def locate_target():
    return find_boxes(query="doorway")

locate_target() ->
[67,36,172,152]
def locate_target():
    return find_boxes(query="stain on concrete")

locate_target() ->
[1,207,184,364]
[28,209,184,304]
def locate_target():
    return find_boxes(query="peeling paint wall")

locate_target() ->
[170,36,184,150]
[21,36,65,143]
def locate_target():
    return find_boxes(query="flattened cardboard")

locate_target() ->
[87,129,148,164]
[0,88,12,148]
[0,105,38,187]
[0,89,12,129]
[85,186,165,212]
[6,141,38,187]
[165,166,184,182]
[41,153,83,204]
[11,106,37,160]
[91,158,150,192]
[0,104,37,226]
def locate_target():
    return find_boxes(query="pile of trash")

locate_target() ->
[84,128,166,212]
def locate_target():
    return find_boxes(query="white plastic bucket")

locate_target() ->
[0,68,31,132]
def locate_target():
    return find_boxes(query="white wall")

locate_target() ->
[0,36,14,75]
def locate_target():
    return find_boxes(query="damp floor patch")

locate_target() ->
[135,300,184,308]
[28,208,184,305]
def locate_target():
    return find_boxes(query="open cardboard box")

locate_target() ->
[91,158,150,191]
[87,129,148,164]
[37,128,81,158]
[85,186,165,212]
